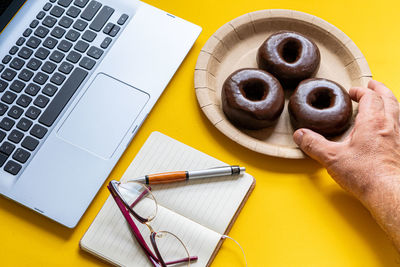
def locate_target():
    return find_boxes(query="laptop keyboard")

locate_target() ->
[0,0,128,175]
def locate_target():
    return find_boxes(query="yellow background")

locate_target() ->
[1,0,400,266]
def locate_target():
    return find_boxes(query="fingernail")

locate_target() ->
[293,130,304,145]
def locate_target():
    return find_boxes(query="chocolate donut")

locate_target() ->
[221,68,284,130]
[288,78,352,136]
[257,31,320,88]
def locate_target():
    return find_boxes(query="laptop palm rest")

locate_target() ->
[57,73,149,159]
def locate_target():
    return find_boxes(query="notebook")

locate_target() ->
[80,131,255,266]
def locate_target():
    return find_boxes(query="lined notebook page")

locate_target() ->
[120,131,254,234]
[81,197,221,266]
[80,132,255,266]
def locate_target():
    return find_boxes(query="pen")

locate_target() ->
[129,165,246,185]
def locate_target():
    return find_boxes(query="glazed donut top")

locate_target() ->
[222,69,284,120]
[289,78,352,125]
[257,31,320,86]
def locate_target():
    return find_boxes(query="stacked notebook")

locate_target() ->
[80,132,255,266]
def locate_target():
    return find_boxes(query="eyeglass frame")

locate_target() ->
[107,179,198,267]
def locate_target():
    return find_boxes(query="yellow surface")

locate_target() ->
[1,0,400,266]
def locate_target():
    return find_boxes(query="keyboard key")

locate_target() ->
[17,118,33,131]
[82,30,96,42]
[10,80,26,93]
[35,47,50,60]
[33,72,49,85]
[8,106,24,119]
[25,83,41,96]
[30,19,39,28]
[0,153,7,167]
[10,57,25,70]
[12,148,30,163]
[66,50,81,63]
[16,94,32,108]
[0,141,16,155]
[89,6,114,32]
[50,6,65,18]
[109,25,120,37]
[8,130,24,143]
[58,61,74,74]
[34,26,49,38]
[26,36,41,49]
[51,26,66,38]
[81,1,102,21]
[0,117,15,131]
[49,50,64,63]
[0,80,8,92]
[79,56,95,70]
[65,29,80,41]
[30,124,48,139]
[2,91,17,104]
[57,39,73,52]
[58,0,73,7]
[23,28,32,37]
[37,11,46,20]
[66,6,81,18]
[2,55,11,64]
[27,58,42,71]
[75,40,89,52]
[59,16,74,28]
[87,46,103,59]
[16,37,26,46]
[50,72,66,85]
[18,69,34,82]
[0,103,8,115]
[4,160,22,175]
[42,84,58,96]
[0,64,4,72]
[34,95,50,108]
[9,46,18,55]
[41,61,57,74]
[43,3,52,11]
[74,0,89,8]
[18,47,33,60]
[117,14,129,25]
[1,68,17,81]
[26,106,41,120]
[21,136,39,151]
[43,37,58,49]
[103,22,112,34]
[73,19,88,31]
[39,68,88,127]
[43,15,57,28]
[0,130,5,142]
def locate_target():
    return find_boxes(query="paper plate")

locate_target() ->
[194,9,372,159]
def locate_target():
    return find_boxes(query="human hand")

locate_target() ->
[293,79,400,249]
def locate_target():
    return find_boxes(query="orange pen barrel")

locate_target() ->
[146,171,188,185]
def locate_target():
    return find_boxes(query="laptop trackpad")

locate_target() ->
[57,73,149,159]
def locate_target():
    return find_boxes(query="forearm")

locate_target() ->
[362,176,400,251]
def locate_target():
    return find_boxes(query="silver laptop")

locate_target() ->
[0,0,201,227]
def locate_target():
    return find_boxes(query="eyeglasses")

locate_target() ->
[108,180,198,267]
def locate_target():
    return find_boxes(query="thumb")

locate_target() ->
[293,128,336,163]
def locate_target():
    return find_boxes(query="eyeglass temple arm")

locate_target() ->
[165,256,198,265]
[129,188,149,209]
[108,185,160,265]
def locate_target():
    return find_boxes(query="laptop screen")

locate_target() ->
[0,0,26,33]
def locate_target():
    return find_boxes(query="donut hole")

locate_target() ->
[241,80,268,101]
[307,89,336,109]
[281,39,302,63]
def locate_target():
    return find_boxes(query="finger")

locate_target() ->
[293,128,338,164]
[349,86,385,124]
[368,80,399,125]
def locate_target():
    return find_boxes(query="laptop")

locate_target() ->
[0,0,201,227]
